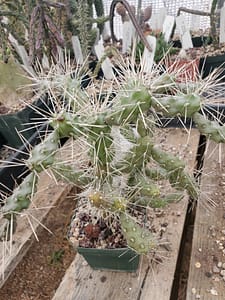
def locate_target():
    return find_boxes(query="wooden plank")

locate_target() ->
[186,141,225,299]
[0,175,72,288]
[52,254,149,300]
[0,140,77,287]
[53,128,200,300]
[140,128,199,300]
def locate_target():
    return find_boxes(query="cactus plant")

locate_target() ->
[64,0,107,57]
[1,53,224,259]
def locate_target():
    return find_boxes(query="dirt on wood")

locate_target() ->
[0,189,77,300]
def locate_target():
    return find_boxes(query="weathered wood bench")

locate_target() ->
[186,141,225,300]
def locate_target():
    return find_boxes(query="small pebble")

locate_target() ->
[213,266,220,273]
[205,271,213,278]
[214,277,220,282]
[195,262,201,268]
[209,288,218,296]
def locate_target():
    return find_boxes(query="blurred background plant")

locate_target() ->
[0,0,107,66]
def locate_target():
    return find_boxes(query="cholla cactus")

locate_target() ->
[1,55,224,255]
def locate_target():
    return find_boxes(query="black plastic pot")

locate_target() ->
[199,54,225,81]
[0,123,52,200]
[0,94,53,149]
[77,246,140,272]
[202,104,225,123]
[172,36,212,49]
[157,102,225,129]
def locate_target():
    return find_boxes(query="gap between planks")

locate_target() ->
[187,141,225,300]
[52,128,200,300]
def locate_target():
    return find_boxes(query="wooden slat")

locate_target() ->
[0,139,78,288]
[53,128,200,300]
[186,141,225,299]
[0,175,72,288]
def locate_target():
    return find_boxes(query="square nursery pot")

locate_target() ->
[77,246,140,272]
[166,58,200,83]
[199,53,225,81]
[0,123,52,200]
[157,101,225,129]
[0,121,68,201]
[0,93,54,149]
[172,36,212,48]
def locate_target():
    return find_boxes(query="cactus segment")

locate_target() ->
[145,167,168,180]
[111,197,127,212]
[136,117,154,138]
[151,73,176,94]
[51,164,92,187]
[151,147,185,172]
[88,191,127,212]
[50,112,84,138]
[120,125,137,143]
[120,212,156,254]
[136,117,148,137]
[88,191,109,209]
[87,114,114,170]
[2,173,37,215]
[135,192,184,208]
[193,112,225,143]
[169,170,199,199]
[116,135,153,172]
[27,131,59,173]
[105,86,152,125]
[137,177,161,198]
[152,94,201,117]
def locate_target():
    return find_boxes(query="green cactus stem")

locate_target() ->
[51,163,92,187]
[193,112,225,143]
[151,73,176,94]
[116,135,153,173]
[2,173,37,216]
[151,147,185,172]
[168,171,199,199]
[144,166,168,180]
[111,197,127,212]
[120,212,156,254]
[136,116,154,138]
[26,130,60,173]
[152,93,201,118]
[134,192,184,208]
[138,178,161,198]
[87,115,114,175]
[105,85,152,126]
[88,191,109,208]
[50,112,84,138]
[88,191,127,212]
[151,146,199,199]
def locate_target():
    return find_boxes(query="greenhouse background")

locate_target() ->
[102,0,218,38]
